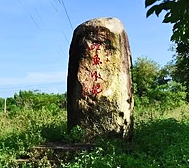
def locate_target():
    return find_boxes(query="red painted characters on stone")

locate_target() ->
[90,42,103,95]
[83,42,110,96]
[93,54,102,65]
[91,71,102,81]
[91,83,102,95]
[90,42,102,65]
[90,42,101,51]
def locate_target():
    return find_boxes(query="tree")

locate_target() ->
[145,0,189,98]
[10,91,67,111]
[0,98,4,112]
[145,0,189,43]
[132,57,159,97]
[171,54,189,98]
[145,0,189,57]
[133,57,186,109]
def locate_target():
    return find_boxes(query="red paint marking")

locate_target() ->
[83,42,108,96]
[91,71,102,81]
[90,43,101,50]
[91,83,102,95]
[93,54,102,65]
[82,78,89,96]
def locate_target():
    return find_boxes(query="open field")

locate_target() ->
[1,104,189,167]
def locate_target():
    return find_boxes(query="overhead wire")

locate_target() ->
[48,0,71,59]
[18,0,40,30]
[1,1,71,96]
[0,82,66,91]
[59,23,70,44]
[49,0,70,44]
[59,46,67,57]
[34,8,44,25]
[60,0,74,31]
[18,0,72,51]
[19,0,70,56]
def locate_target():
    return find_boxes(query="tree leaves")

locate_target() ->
[132,57,160,97]
[145,0,189,43]
[146,4,164,17]
[145,0,158,8]
[145,0,189,97]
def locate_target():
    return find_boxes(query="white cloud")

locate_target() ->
[0,71,67,86]
[0,71,67,97]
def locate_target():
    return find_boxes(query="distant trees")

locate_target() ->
[132,57,159,97]
[14,90,67,110]
[0,59,187,113]
[133,57,186,109]
[0,98,4,112]
[171,51,189,98]
[0,91,67,113]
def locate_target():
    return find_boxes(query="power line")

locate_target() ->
[34,8,44,25]
[18,0,40,30]
[60,0,74,31]
[59,46,67,57]
[0,85,65,94]
[49,0,70,44]
[57,21,70,44]
[0,82,66,91]
[49,0,59,14]
[19,0,69,61]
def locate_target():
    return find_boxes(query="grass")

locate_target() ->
[0,108,67,167]
[1,104,189,167]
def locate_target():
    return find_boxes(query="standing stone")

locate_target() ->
[67,17,133,140]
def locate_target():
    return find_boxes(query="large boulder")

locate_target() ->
[67,17,133,140]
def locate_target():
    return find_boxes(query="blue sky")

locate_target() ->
[0,0,173,98]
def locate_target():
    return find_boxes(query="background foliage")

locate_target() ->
[0,91,67,113]
[145,0,189,99]
[0,54,189,167]
[133,57,186,111]
[0,1,189,167]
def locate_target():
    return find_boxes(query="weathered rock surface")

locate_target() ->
[67,17,133,140]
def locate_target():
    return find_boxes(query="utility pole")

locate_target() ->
[4,98,6,113]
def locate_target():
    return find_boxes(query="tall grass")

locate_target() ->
[1,104,189,167]
[63,104,189,168]
[0,108,67,167]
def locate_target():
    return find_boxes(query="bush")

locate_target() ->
[4,91,67,113]
[0,108,67,167]
[134,81,186,112]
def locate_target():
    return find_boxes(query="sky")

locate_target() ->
[0,0,173,98]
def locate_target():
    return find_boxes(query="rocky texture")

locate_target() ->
[67,17,133,140]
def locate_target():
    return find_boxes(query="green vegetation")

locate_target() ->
[1,1,188,167]
[133,57,186,111]
[1,56,189,167]
[62,106,189,167]
[2,90,67,112]
[1,93,189,167]
[0,107,67,167]
[145,0,189,43]
[0,82,189,167]
[145,0,189,96]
